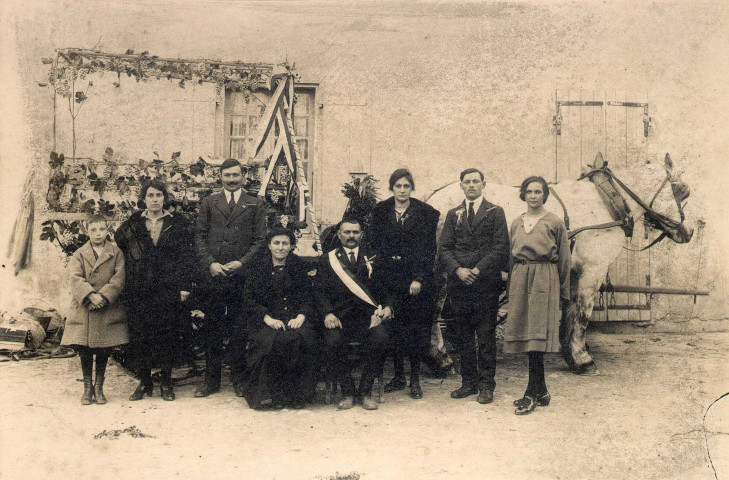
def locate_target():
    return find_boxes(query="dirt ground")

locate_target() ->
[1,330,727,480]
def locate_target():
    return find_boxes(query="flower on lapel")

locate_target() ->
[363,255,376,279]
[455,207,466,226]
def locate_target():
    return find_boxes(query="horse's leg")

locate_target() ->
[561,292,599,375]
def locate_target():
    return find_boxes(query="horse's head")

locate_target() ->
[639,153,693,244]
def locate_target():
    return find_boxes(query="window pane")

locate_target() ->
[294,116,309,136]
[230,139,246,159]
[231,116,246,137]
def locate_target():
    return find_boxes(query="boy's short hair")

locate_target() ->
[87,214,108,225]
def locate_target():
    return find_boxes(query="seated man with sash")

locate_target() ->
[317,216,394,411]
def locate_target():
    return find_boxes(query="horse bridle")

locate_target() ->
[574,162,688,249]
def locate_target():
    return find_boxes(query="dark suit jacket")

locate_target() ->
[316,246,393,331]
[194,190,267,282]
[368,197,440,295]
[438,197,510,301]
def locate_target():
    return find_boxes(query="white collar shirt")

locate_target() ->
[464,195,484,214]
[225,188,242,204]
[342,246,360,262]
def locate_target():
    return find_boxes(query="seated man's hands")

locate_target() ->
[370,305,393,328]
[287,314,305,330]
[264,314,286,330]
[324,313,342,329]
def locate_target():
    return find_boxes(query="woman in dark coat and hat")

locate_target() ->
[239,227,318,410]
[369,168,440,399]
[115,178,194,401]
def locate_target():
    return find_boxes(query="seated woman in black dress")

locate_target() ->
[240,227,318,410]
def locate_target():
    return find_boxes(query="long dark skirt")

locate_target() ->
[241,326,317,408]
[389,291,436,357]
[122,297,185,372]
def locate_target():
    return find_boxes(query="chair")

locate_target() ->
[324,341,385,404]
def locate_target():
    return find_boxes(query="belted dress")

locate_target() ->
[503,212,570,354]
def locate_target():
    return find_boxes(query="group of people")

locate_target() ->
[62,159,570,415]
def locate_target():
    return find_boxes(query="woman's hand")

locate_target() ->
[287,314,305,329]
[264,314,286,330]
[180,291,190,303]
[409,281,422,295]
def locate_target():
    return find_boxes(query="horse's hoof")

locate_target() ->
[575,363,599,376]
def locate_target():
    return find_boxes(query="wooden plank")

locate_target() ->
[557,89,582,182]
[250,76,289,158]
[257,138,284,197]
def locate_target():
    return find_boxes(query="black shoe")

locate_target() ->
[194,383,220,398]
[535,391,550,406]
[513,391,550,407]
[409,381,423,399]
[234,384,245,398]
[515,395,537,415]
[450,385,478,399]
[161,385,175,401]
[383,376,407,393]
[129,381,153,401]
[477,389,494,404]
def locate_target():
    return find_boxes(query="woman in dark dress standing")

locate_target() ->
[370,169,440,399]
[115,179,193,401]
[240,227,318,410]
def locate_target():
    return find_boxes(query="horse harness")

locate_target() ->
[549,161,685,251]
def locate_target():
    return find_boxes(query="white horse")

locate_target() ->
[424,153,693,374]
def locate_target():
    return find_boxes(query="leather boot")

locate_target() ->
[94,372,107,404]
[82,375,94,405]
[94,358,108,404]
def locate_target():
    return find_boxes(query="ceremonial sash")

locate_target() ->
[328,249,377,307]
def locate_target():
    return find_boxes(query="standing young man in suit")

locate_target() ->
[194,158,267,397]
[317,217,394,411]
[438,168,510,404]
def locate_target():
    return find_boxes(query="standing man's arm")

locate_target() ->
[474,207,510,276]
[237,197,267,269]
[438,210,476,285]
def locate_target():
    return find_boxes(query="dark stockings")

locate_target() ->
[77,347,110,377]
[526,351,547,396]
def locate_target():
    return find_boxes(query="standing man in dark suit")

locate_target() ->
[317,217,394,411]
[194,158,267,397]
[438,168,510,404]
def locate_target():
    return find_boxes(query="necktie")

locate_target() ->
[229,191,236,212]
[468,201,475,226]
[349,251,356,266]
